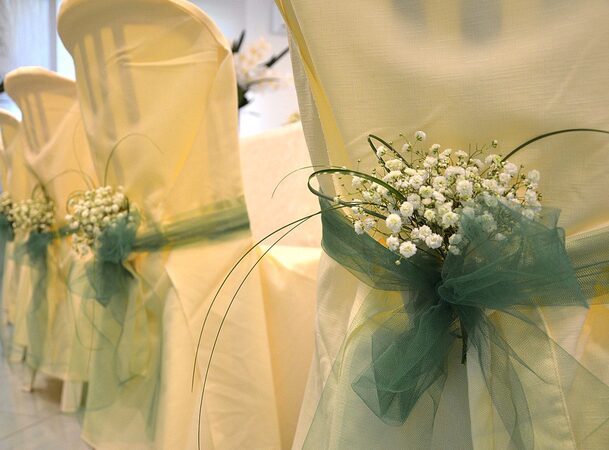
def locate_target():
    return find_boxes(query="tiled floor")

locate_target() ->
[0,358,90,450]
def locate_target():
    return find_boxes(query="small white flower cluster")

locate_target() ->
[10,195,55,234]
[347,132,542,263]
[66,186,132,256]
[0,192,13,218]
[234,37,283,92]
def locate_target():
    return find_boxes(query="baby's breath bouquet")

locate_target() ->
[0,192,14,221]
[10,193,55,234]
[66,186,136,257]
[0,192,15,240]
[329,131,542,264]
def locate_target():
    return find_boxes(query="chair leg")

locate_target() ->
[60,380,84,413]
[21,366,36,392]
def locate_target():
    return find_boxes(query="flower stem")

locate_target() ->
[460,322,468,364]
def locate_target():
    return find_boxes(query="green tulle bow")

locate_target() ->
[318,198,609,448]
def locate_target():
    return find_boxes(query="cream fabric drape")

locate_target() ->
[278,0,609,448]
[0,109,20,352]
[0,94,33,364]
[240,123,323,446]
[58,1,288,448]
[4,68,98,403]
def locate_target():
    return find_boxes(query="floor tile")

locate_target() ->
[0,415,90,450]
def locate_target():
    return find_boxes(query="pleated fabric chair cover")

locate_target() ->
[4,68,98,408]
[59,0,282,448]
[0,109,21,358]
[240,122,322,446]
[0,96,36,365]
[276,0,609,448]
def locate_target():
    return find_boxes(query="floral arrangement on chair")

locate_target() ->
[342,131,542,262]
[66,185,135,257]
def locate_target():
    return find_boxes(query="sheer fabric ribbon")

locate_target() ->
[306,199,609,449]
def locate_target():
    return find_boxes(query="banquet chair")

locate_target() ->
[0,102,33,362]
[4,67,98,412]
[0,109,21,358]
[276,1,609,448]
[59,0,288,448]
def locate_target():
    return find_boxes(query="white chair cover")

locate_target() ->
[277,0,609,448]
[4,67,98,413]
[0,109,21,356]
[0,92,35,366]
[58,0,290,448]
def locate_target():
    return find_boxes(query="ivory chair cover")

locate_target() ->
[0,109,21,356]
[0,97,35,366]
[59,0,288,447]
[240,122,322,446]
[276,0,609,448]
[4,68,98,412]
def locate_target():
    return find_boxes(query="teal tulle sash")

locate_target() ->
[15,227,71,369]
[79,198,250,438]
[307,199,609,449]
[0,213,14,356]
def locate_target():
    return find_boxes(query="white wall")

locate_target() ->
[194,0,299,136]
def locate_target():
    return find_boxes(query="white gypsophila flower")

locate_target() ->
[415,130,427,141]
[417,225,432,239]
[449,233,463,245]
[354,220,365,235]
[419,185,434,198]
[408,175,424,189]
[499,172,512,185]
[352,176,363,189]
[455,150,468,160]
[425,233,443,249]
[527,169,541,184]
[483,193,498,207]
[524,189,538,205]
[440,148,452,159]
[424,209,436,222]
[432,176,447,191]
[430,144,441,152]
[423,156,437,168]
[479,213,497,232]
[399,201,414,217]
[404,167,417,176]
[436,202,452,217]
[445,166,465,178]
[385,159,404,171]
[481,179,499,193]
[433,191,446,203]
[485,154,500,165]
[401,143,411,153]
[399,241,417,258]
[448,245,461,255]
[387,235,400,251]
[441,211,459,228]
[456,179,473,197]
[522,208,536,220]
[383,170,403,182]
[385,213,403,233]
[376,145,387,157]
[503,162,518,176]
[407,193,421,207]
[363,217,376,231]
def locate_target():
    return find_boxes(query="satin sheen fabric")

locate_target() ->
[277,0,609,448]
